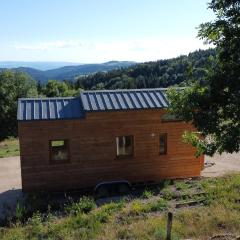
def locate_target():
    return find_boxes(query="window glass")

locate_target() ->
[50,140,69,162]
[51,140,65,147]
[159,133,167,154]
[161,113,182,122]
[116,136,134,157]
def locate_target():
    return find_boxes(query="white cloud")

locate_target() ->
[78,37,210,62]
[15,40,83,51]
[12,37,211,62]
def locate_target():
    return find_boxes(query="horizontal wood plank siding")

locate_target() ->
[18,109,204,191]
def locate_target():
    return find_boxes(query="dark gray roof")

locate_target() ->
[17,88,170,121]
[17,97,84,121]
[81,88,168,111]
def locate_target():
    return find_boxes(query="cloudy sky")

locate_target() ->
[0,0,214,63]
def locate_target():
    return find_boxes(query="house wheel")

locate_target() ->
[96,185,109,198]
[94,180,131,199]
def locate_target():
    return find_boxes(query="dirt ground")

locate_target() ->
[0,153,239,219]
[202,152,240,177]
[0,156,22,219]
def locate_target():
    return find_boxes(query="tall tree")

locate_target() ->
[167,0,240,156]
[0,71,38,139]
[44,80,69,97]
[43,80,83,97]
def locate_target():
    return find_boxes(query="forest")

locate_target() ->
[74,48,215,90]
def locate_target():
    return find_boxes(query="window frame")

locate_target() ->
[115,135,134,159]
[161,113,183,123]
[159,133,167,155]
[49,139,70,164]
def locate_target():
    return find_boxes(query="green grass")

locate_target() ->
[141,189,154,199]
[64,196,96,215]
[1,174,240,240]
[0,138,19,158]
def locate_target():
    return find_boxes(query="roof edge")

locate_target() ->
[81,87,185,93]
[18,96,78,101]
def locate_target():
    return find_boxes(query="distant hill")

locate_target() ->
[74,49,216,90]
[0,49,215,88]
[0,61,81,71]
[44,61,136,81]
[0,61,136,83]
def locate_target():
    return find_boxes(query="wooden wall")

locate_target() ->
[18,109,204,192]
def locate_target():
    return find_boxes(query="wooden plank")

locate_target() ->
[18,109,204,191]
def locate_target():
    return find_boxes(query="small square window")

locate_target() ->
[159,133,167,155]
[116,136,134,157]
[50,140,69,163]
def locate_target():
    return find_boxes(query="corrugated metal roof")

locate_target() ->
[17,97,84,121]
[18,88,170,121]
[80,88,169,112]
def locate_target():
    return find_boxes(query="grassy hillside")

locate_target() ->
[1,173,239,239]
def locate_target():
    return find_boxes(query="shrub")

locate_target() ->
[146,198,168,212]
[26,212,45,238]
[141,189,153,199]
[15,201,27,223]
[175,181,190,191]
[129,200,145,215]
[59,213,102,240]
[103,201,125,213]
[94,210,110,224]
[65,196,96,215]
[82,201,125,225]
[161,188,175,200]
[128,198,168,216]
[163,179,172,188]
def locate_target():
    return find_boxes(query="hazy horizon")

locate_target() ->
[0,47,212,70]
[0,60,137,70]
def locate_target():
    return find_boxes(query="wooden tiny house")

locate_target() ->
[18,88,204,192]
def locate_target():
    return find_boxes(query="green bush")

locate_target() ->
[146,198,168,212]
[129,200,145,215]
[161,188,175,200]
[65,196,96,215]
[163,179,172,188]
[26,212,45,238]
[175,181,190,191]
[128,198,168,216]
[55,213,102,240]
[100,201,125,214]
[15,201,27,223]
[142,189,153,199]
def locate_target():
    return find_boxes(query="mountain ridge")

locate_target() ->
[0,61,136,83]
[0,61,82,71]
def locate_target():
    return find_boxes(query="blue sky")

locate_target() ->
[0,0,214,63]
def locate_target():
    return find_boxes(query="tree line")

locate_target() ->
[74,49,215,90]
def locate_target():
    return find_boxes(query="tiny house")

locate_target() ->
[18,88,204,192]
